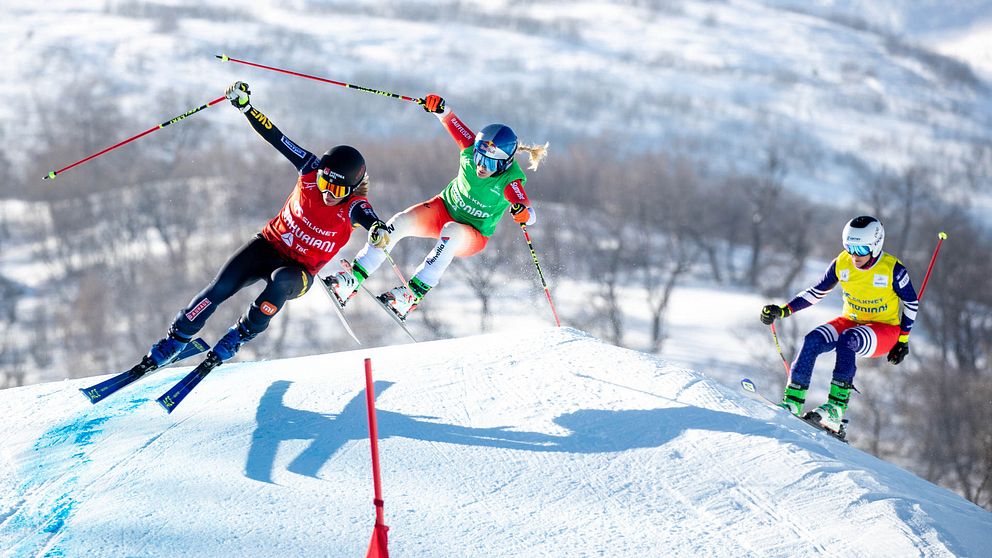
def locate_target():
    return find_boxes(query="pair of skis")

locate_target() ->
[79,257,415,413]
[79,338,225,414]
[318,259,418,344]
[740,378,849,443]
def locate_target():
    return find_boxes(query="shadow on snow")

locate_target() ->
[245,379,783,484]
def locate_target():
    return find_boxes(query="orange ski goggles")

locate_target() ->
[316,169,352,198]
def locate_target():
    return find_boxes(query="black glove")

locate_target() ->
[368,221,392,249]
[888,339,910,365]
[421,94,445,114]
[760,304,792,325]
[225,81,251,112]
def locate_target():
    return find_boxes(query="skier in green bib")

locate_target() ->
[325,94,548,321]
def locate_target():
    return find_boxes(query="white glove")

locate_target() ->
[368,221,392,249]
[225,81,251,113]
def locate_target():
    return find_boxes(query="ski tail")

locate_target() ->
[79,337,210,404]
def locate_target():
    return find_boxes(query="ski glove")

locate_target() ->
[422,94,445,114]
[760,304,792,325]
[511,203,535,225]
[225,81,251,113]
[368,221,392,249]
[887,335,910,365]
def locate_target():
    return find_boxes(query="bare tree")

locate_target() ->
[897,214,992,510]
[744,145,790,286]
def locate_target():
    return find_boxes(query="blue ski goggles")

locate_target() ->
[473,151,505,174]
[845,244,872,256]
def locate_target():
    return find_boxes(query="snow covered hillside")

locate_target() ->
[1,327,989,557]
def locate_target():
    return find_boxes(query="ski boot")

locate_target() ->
[778,382,807,417]
[147,331,192,368]
[323,262,368,307]
[378,277,431,321]
[212,322,258,362]
[803,379,853,435]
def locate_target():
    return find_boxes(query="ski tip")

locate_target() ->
[741,378,756,392]
[79,388,101,404]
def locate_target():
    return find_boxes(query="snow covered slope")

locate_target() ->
[1,327,989,557]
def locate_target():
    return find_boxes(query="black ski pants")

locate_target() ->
[170,235,313,341]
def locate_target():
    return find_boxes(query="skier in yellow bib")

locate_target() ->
[759,216,919,435]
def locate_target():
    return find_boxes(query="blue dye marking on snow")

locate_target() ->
[122,397,151,412]
[33,416,110,450]
[43,495,74,533]
[8,411,119,555]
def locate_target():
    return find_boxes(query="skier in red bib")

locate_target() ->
[136,82,387,370]
[760,216,919,435]
[324,93,548,321]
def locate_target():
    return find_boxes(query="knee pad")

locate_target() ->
[271,267,311,299]
[838,327,873,356]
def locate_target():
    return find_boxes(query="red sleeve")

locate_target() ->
[439,110,476,149]
[503,179,530,205]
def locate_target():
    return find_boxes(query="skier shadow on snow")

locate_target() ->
[246,380,795,483]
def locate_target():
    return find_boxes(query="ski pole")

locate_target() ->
[382,250,413,293]
[518,223,562,327]
[216,54,427,107]
[769,322,792,382]
[916,231,947,302]
[43,96,227,180]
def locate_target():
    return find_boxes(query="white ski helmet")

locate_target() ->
[842,216,885,263]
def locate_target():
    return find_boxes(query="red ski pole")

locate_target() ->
[518,223,562,327]
[43,96,227,180]
[216,54,427,108]
[769,322,792,382]
[916,232,947,302]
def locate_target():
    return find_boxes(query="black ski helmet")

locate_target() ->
[316,145,367,197]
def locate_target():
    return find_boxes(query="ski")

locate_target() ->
[740,378,848,443]
[372,292,418,343]
[317,274,362,346]
[79,338,210,404]
[340,258,418,343]
[156,352,223,413]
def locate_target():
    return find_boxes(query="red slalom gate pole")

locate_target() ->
[364,358,389,558]
[43,96,227,180]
